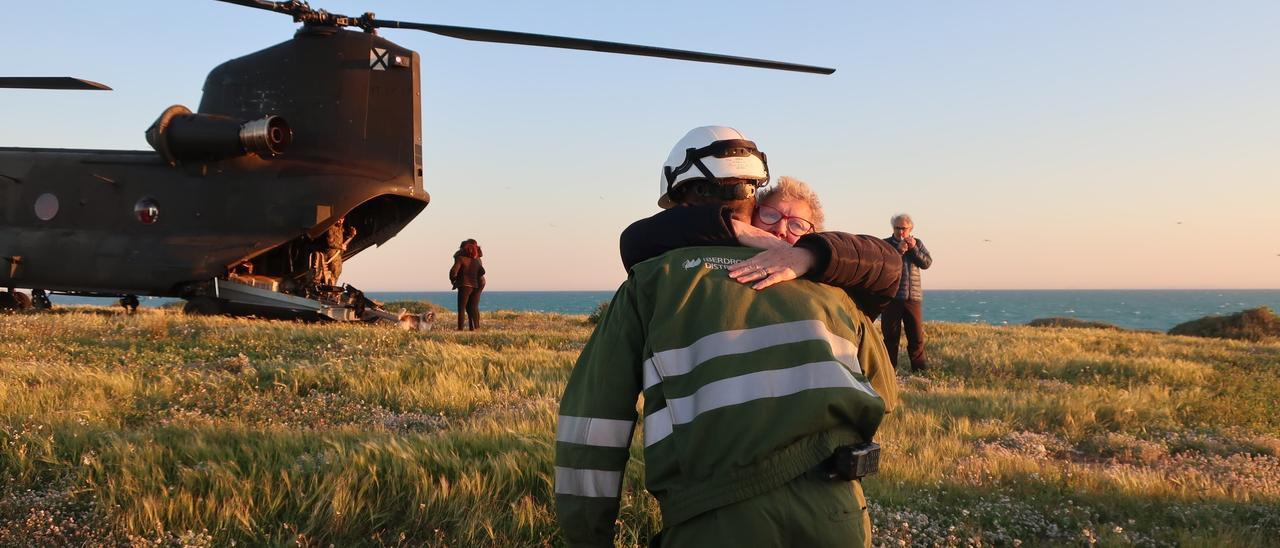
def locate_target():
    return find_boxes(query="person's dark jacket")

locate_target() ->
[619,204,903,319]
[885,236,931,302]
[450,255,486,289]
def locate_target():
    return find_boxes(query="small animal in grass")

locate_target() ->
[398,309,436,331]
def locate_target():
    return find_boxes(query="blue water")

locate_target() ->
[35,289,1280,332]
[923,289,1280,332]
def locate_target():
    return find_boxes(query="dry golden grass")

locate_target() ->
[1,307,1277,546]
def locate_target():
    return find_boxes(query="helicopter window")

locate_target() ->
[34,193,59,221]
[134,198,160,225]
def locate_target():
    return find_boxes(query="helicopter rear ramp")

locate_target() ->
[193,278,395,322]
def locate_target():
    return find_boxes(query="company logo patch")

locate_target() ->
[685,256,742,271]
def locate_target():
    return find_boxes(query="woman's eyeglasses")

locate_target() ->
[756,205,815,237]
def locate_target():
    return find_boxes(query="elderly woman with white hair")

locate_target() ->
[748,176,826,243]
[725,175,828,281]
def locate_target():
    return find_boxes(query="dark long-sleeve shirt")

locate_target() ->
[619,204,902,319]
[450,255,486,289]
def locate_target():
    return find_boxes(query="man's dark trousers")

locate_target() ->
[882,299,926,372]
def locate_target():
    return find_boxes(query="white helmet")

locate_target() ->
[658,126,769,208]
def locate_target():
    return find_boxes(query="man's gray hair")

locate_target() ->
[891,213,913,227]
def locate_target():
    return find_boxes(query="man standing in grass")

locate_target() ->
[882,213,933,374]
[555,127,893,547]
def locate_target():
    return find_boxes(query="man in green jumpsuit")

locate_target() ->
[555,127,897,547]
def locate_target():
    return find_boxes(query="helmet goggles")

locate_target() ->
[663,139,770,192]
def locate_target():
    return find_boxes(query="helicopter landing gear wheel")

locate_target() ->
[0,291,32,311]
[31,289,52,310]
[182,297,223,316]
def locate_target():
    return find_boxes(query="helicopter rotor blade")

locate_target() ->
[208,1,835,74]
[372,19,835,75]
[0,77,112,90]
[210,0,296,16]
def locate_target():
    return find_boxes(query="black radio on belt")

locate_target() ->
[821,442,881,481]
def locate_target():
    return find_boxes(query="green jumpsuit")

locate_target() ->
[555,246,898,547]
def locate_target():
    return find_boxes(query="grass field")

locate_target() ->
[1,306,1278,546]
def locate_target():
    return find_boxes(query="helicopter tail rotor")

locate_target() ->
[0,77,111,91]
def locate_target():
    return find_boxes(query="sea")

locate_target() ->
[42,289,1280,332]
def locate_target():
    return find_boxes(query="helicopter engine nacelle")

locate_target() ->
[145,105,292,165]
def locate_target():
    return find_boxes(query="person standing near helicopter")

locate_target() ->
[309,217,356,289]
[449,239,486,330]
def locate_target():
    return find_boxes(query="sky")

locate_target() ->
[3,1,1278,291]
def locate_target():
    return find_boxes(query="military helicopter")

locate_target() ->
[0,0,832,320]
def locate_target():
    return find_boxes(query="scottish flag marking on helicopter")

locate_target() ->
[370,48,389,70]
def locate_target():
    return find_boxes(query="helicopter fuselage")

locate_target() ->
[0,28,428,299]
